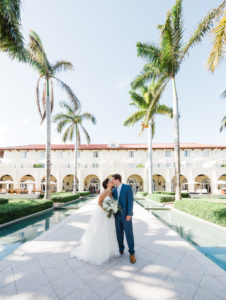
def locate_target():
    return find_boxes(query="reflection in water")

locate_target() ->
[0,197,92,260]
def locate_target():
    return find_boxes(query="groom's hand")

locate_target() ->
[126,215,132,221]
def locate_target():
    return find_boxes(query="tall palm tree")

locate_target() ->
[207,4,226,72]
[220,90,226,132]
[53,101,96,193]
[27,30,80,199]
[0,0,24,59]
[131,0,223,200]
[124,82,173,194]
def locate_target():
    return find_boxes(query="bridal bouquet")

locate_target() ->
[102,198,121,219]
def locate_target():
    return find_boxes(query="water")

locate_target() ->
[0,197,92,261]
[136,198,226,271]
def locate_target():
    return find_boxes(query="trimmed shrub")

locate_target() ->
[0,199,53,224]
[137,192,148,197]
[174,199,226,227]
[153,191,175,195]
[78,191,90,196]
[51,193,80,203]
[147,194,175,203]
[181,192,190,198]
[0,198,8,205]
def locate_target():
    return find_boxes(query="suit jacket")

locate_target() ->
[113,184,134,217]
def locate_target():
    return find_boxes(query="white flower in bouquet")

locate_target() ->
[102,198,121,218]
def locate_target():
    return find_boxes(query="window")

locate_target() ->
[129,163,135,168]
[57,151,63,158]
[128,151,134,158]
[92,163,99,168]
[22,151,27,158]
[203,150,210,157]
[186,162,192,167]
[40,151,45,158]
[21,164,24,168]
[165,163,172,167]
[67,163,71,168]
[157,163,161,168]
[165,150,171,157]
[184,150,190,157]
[77,151,80,158]
[93,151,99,158]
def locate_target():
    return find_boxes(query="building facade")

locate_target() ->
[0,142,226,194]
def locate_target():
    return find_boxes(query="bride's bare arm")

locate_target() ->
[98,191,107,208]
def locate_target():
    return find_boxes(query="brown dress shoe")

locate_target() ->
[130,254,136,264]
[120,251,124,255]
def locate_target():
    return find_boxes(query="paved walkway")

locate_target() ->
[0,198,226,300]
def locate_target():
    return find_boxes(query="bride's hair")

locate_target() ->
[102,178,110,189]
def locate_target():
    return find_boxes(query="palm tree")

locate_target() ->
[53,101,96,193]
[207,4,226,72]
[124,82,173,194]
[27,30,80,199]
[220,90,226,132]
[0,0,24,59]
[131,0,223,200]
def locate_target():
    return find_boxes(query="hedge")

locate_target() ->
[153,191,190,198]
[174,199,226,227]
[0,199,53,224]
[51,193,80,203]
[77,191,90,196]
[137,192,148,197]
[146,194,175,203]
[0,198,8,205]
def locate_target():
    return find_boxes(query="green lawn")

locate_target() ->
[0,199,53,224]
[174,199,226,227]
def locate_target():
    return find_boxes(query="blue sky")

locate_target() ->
[0,0,225,147]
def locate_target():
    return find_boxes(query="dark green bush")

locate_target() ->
[153,191,175,195]
[181,192,190,198]
[0,199,53,224]
[78,191,90,196]
[51,193,80,203]
[0,198,8,205]
[147,194,175,203]
[174,199,226,227]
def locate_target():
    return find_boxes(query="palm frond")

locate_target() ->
[80,113,97,125]
[52,60,74,75]
[129,91,146,108]
[77,129,81,146]
[171,0,183,54]
[207,13,226,72]
[55,119,71,134]
[220,115,226,132]
[136,42,161,65]
[222,90,226,98]
[123,110,146,127]
[54,78,81,109]
[50,79,54,112]
[59,101,77,115]
[182,2,225,58]
[80,124,91,144]
[36,75,44,120]
[53,112,73,123]
[62,125,72,142]
[155,104,173,118]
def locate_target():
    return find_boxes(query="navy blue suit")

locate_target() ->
[113,184,135,255]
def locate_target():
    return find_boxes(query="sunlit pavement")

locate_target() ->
[0,198,226,300]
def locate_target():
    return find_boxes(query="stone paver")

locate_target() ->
[0,198,225,300]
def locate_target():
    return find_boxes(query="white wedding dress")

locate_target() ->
[70,196,119,265]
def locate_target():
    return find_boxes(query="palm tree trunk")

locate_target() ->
[44,78,51,200]
[172,77,181,201]
[148,120,153,194]
[73,125,78,194]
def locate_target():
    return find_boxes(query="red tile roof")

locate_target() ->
[0,142,225,154]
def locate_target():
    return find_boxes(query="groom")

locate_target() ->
[112,174,136,264]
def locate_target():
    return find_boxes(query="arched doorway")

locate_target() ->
[0,175,14,192]
[127,175,143,193]
[84,175,100,194]
[153,174,165,191]
[217,174,226,193]
[171,175,188,192]
[20,174,36,192]
[41,175,57,192]
[195,174,211,193]
[62,175,78,192]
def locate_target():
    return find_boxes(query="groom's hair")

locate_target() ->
[112,174,122,182]
[102,178,110,189]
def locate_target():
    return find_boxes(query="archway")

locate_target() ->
[171,175,188,192]
[194,174,211,193]
[20,174,36,192]
[62,174,79,192]
[153,174,165,191]
[126,174,143,193]
[0,174,14,192]
[84,174,100,194]
[41,175,57,192]
[217,174,226,192]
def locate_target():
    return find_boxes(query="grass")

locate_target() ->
[174,199,226,227]
[146,194,175,203]
[0,199,53,224]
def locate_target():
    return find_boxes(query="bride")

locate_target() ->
[70,178,119,265]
